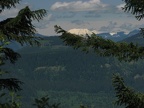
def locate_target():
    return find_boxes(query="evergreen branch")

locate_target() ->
[54,25,144,62]
[0,47,21,64]
[0,6,47,46]
[123,0,144,20]
[0,78,23,92]
[0,0,20,11]
[31,9,47,22]
[112,74,144,108]
[33,95,60,108]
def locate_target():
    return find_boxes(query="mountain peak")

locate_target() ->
[68,28,92,36]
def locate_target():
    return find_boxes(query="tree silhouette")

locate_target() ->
[112,74,144,108]
[0,0,47,106]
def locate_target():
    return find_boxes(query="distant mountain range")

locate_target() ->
[120,32,144,46]
[3,31,144,108]
[68,28,140,42]
[97,29,140,42]
[6,29,142,51]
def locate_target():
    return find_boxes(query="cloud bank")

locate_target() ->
[51,0,108,11]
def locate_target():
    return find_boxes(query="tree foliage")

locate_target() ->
[0,0,47,96]
[112,74,144,108]
[33,95,60,108]
[0,0,47,63]
[0,91,22,108]
[122,0,144,34]
[0,0,20,12]
[123,0,144,20]
[55,25,144,62]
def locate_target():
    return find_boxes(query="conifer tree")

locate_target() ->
[112,74,144,108]
[33,95,60,108]
[0,0,47,106]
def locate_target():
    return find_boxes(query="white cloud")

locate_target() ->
[51,0,108,11]
[99,21,118,32]
[1,8,19,18]
[117,3,125,11]
[71,20,90,26]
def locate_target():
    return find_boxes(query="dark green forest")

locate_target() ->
[2,0,144,108]
[2,36,144,108]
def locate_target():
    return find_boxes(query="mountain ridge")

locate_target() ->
[6,29,140,51]
[2,33,144,108]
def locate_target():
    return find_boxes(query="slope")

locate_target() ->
[120,33,144,46]
[2,36,144,108]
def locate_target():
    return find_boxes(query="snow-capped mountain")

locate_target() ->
[98,31,128,41]
[68,28,93,36]
[68,28,140,42]
[7,29,141,51]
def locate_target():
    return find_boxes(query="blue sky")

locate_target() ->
[1,0,144,36]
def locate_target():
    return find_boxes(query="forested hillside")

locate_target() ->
[120,33,144,46]
[2,36,144,108]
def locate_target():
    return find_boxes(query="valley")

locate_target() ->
[2,35,144,108]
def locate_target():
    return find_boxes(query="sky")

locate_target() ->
[1,0,144,36]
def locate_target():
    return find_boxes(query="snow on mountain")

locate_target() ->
[110,32,116,35]
[68,28,140,41]
[97,31,128,41]
[68,28,93,36]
